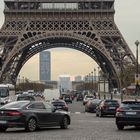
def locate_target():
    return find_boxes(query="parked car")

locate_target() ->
[64,95,72,104]
[76,94,84,101]
[0,101,71,132]
[16,94,36,101]
[51,99,68,111]
[96,99,120,117]
[116,101,140,130]
[85,99,102,112]
[83,95,94,105]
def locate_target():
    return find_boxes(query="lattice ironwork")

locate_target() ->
[0,0,136,89]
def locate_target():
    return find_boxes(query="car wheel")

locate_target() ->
[60,117,68,129]
[117,124,124,130]
[99,111,103,117]
[0,126,7,132]
[96,113,99,117]
[25,118,37,132]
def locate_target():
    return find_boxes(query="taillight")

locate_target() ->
[116,108,124,117]
[116,108,124,112]
[6,111,22,116]
[65,103,68,108]
[101,103,108,108]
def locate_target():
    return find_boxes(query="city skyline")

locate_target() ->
[0,0,140,81]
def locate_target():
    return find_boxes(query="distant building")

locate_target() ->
[39,51,51,82]
[75,76,82,81]
[58,75,72,92]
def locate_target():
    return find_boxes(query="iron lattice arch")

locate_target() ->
[0,0,136,89]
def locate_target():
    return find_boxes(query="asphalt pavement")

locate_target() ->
[0,100,140,140]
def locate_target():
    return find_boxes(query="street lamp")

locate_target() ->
[91,71,94,93]
[135,40,140,97]
[98,67,100,99]
[102,62,106,99]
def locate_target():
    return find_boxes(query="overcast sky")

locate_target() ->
[0,0,140,81]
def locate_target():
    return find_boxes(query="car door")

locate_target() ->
[44,102,63,126]
[28,102,50,126]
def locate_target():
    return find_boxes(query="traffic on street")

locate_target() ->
[0,92,140,140]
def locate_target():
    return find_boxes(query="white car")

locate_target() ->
[83,95,94,105]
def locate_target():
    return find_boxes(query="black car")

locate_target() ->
[76,94,84,101]
[96,99,120,117]
[85,99,101,113]
[0,101,71,132]
[116,101,140,130]
[16,94,36,101]
[51,100,68,111]
[64,95,72,103]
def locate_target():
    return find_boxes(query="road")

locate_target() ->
[0,100,140,140]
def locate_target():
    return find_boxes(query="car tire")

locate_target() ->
[25,117,37,132]
[60,117,68,129]
[0,126,7,132]
[99,111,103,117]
[117,124,124,130]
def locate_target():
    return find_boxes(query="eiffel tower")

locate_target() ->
[0,0,135,89]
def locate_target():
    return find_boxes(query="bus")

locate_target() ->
[0,84,15,105]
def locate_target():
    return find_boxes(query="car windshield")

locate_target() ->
[52,102,65,106]
[122,102,140,110]
[0,101,29,109]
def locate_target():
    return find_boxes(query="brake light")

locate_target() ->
[6,112,22,116]
[65,103,68,108]
[116,108,124,112]
[101,103,108,108]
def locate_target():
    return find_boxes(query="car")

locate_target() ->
[16,94,36,101]
[116,101,140,130]
[96,99,120,117]
[85,99,102,113]
[76,94,84,101]
[0,101,71,132]
[64,95,72,103]
[51,99,68,111]
[83,95,94,105]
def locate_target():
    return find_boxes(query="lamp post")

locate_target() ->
[91,71,94,94]
[135,40,140,97]
[94,68,96,90]
[98,67,100,99]
[103,62,106,99]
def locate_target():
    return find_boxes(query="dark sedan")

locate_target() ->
[96,99,120,117]
[116,101,140,130]
[85,99,101,113]
[0,101,71,132]
[51,100,68,111]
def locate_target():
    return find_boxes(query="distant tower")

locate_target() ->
[39,51,51,82]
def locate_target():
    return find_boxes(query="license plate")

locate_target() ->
[126,112,136,115]
[57,106,62,109]
[109,107,115,109]
[0,121,7,124]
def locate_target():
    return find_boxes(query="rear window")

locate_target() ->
[121,102,140,110]
[105,100,119,105]
[52,102,65,106]
[0,101,29,109]
[92,99,101,104]
[17,96,35,101]
[86,96,94,99]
